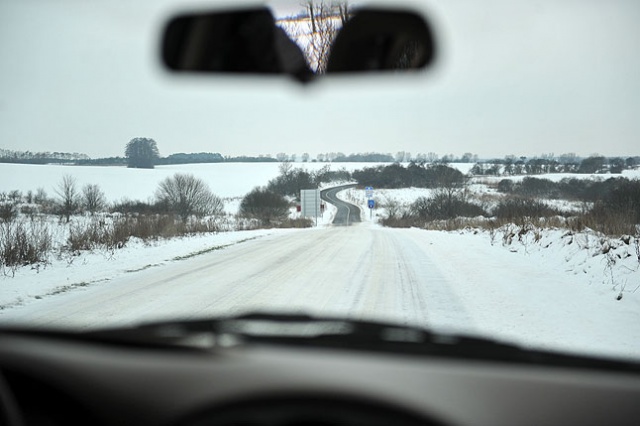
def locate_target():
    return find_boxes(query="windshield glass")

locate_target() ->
[0,0,639,363]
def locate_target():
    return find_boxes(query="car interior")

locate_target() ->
[1,1,639,426]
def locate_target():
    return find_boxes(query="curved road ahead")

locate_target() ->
[321,184,361,226]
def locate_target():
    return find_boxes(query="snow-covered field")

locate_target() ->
[0,162,351,202]
[474,169,640,184]
[1,162,639,361]
[0,162,476,203]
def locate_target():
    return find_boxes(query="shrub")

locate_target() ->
[519,177,558,198]
[156,173,223,222]
[0,220,51,273]
[82,184,106,214]
[67,218,129,251]
[497,179,515,193]
[274,218,313,228]
[352,163,465,189]
[493,198,561,221]
[55,175,80,222]
[66,214,224,252]
[606,180,640,223]
[240,188,290,225]
[582,203,637,236]
[267,167,315,197]
[380,213,420,228]
[411,193,486,220]
[111,200,165,216]
[0,203,16,222]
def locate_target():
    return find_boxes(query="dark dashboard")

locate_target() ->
[1,320,640,426]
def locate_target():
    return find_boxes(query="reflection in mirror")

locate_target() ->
[161,1,436,82]
[162,8,313,81]
[276,1,351,74]
[276,2,435,74]
[326,9,435,73]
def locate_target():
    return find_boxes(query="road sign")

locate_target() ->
[365,186,374,199]
[368,199,375,209]
[300,189,321,225]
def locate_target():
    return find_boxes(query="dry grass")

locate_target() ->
[0,220,52,275]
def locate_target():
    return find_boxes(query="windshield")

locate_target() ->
[0,0,639,363]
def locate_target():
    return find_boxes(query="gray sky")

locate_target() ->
[0,0,639,160]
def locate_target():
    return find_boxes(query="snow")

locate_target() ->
[0,228,301,311]
[1,164,639,362]
[0,162,474,204]
[2,220,638,361]
[413,227,640,359]
[339,185,640,359]
[479,171,640,184]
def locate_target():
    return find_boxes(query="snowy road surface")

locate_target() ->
[321,184,361,225]
[1,225,470,330]
[1,223,639,360]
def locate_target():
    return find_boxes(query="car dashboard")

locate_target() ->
[1,329,640,426]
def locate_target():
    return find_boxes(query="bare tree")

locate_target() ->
[276,152,289,162]
[336,2,350,24]
[278,1,350,74]
[55,175,79,222]
[306,1,338,73]
[34,187,48,204]
[156,174,223,222]
[396,151,412,163]
[426,152,439,163]
[503,155,516,175]
[279,160,294,177]
[383,196,403,219]
[82,184,106,215]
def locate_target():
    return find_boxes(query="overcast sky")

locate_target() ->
[0,0,639,160]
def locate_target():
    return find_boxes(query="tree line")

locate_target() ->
[3,139,639,173]
[470,155,640,176]
[0,172,309,273]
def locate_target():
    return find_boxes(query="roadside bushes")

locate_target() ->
[111,200,166,216]
[411,193,486,221]
[0,202,16,222]
[581,203,637,236]
[496,176,635,203]
[379,212,418,228]
[605,180,640,223]
[240,187,291,225]
[67,218,129,252]
[379,192,485,228]
[266,164,349,198]
[352,163,465,189]
[0,220,52,274]
[579,181,640,235]
[155,173,223,222]
[66,215,224,252]
[492,198,562,221]
[267,168,315,197]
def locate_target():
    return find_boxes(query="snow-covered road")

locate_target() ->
[1,223,639,360]
[0,224,471,330]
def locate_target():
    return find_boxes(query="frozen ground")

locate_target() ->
[0,162,476,203]
[1,163,639,362]
[1,219,638,362]
[0,162,387,203]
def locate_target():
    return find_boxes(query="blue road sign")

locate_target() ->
[368,199,375,209]
[365,186,374,198]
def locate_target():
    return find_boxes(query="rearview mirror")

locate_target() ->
[161,4,436,83]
